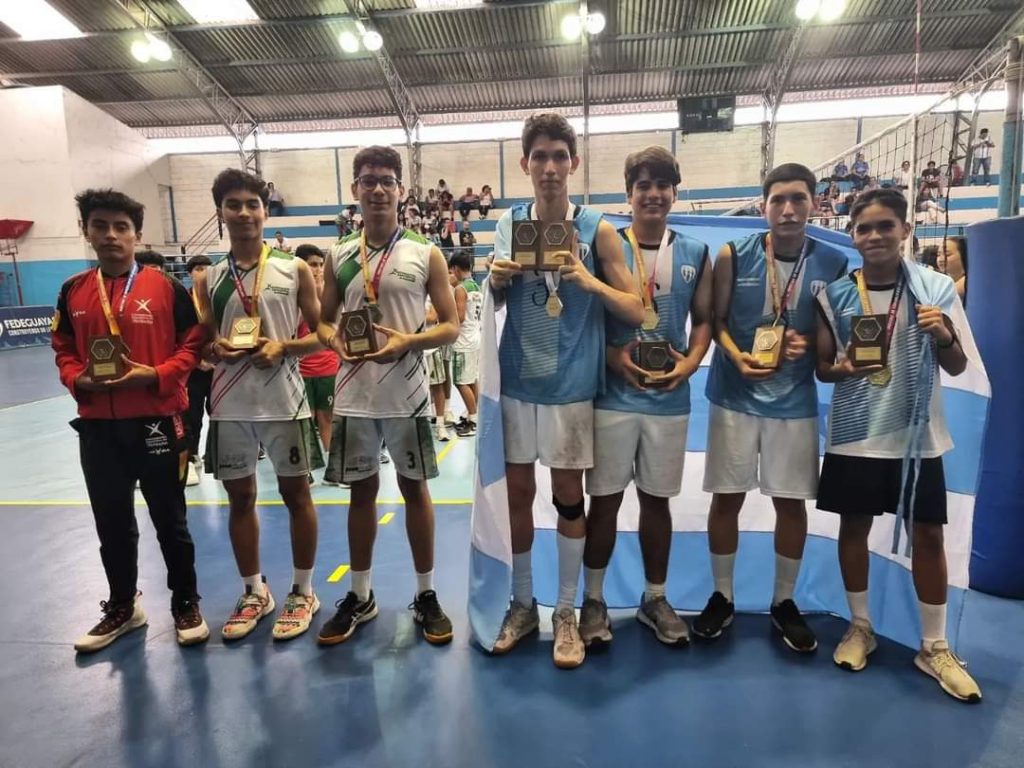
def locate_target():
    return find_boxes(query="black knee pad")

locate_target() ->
[553,496,585,521]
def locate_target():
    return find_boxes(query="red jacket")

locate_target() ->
[52,265,206,419]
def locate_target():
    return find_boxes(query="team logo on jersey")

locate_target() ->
[389,268,417,284]
[133,298,153,314]
[680,265,697,283]
[810,280,828,297]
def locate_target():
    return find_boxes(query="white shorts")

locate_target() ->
[210,420,319,481]
[427,347,449,386]
[326,416,438,483]
[703,405,819,499]
[586,410,689,498]
[452,347,479,386]
[501,396,593,470]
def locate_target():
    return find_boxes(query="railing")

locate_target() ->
[180,213,221,258]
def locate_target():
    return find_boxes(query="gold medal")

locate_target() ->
[546,293,563,318]
[642,306,659,331]
[868,367,892,387]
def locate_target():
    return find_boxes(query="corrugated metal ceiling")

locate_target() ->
[0,0,1017,129]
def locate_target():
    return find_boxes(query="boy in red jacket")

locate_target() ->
[53,189,209,652]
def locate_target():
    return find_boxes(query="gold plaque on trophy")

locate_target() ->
[512,221,540,267]
[340,307,377,356]
[752,325,785,369]
[88,335,126,381]
[849,314,888,367]
[540,222,573,270]
[229,316,261,349]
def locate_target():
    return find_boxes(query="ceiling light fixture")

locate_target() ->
[176,0,259,24]
[146,32,173,62]
[795,0,820,21]
[562,10,605,41]
[817,0,847,22]
[338,30,360,53]
[362,30,384,51]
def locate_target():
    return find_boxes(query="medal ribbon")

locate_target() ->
[855,270,905,350]
[360,227,403,307]
[227,243,270,318]
[95,261,139,337]
[624,226,671,310]
[764,234,810,326]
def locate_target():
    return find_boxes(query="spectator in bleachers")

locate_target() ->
[895,160,913,191]
[916,185,945,222]
[273,230,293,253]
[437,178,450,197]
[402,193,421,228]
[948,160,964,188]
[921,160,944,197]
[135,249,166,269]
[267,182,285,217]
[479,185,494,219]
[920,244,939,269]
[850,153,869,189]
[830,159,849,181]
[971,129,995,185]
[425,188,439,215]
[937,235,968,304]
[335,204,354,237]
[439,216,456,250]
[458,187,479,221]
[459,220,476,249]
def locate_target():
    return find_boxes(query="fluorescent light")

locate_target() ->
[818,0,846,22]
[338,31,360,53]
[414,0,484,7]
[131,39,152,63]
[146,33,173,62]
[176,0,258,24]
[585,12,606,35]
[561,14,582,40]
[795,0,820,21]
[363,30,383,51]
[0,0,83,41]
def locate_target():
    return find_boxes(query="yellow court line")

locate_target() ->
[326,564,350,583]
[378,512,395,525]
[0,498,473,507]
[435,433,460,464]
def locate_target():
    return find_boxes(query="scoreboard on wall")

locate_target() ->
[678,96,736,133]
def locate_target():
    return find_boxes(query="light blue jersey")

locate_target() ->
[595,229,709,416]
[705,231,848,419]
[494,203,605,404]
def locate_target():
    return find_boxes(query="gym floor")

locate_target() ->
[1,345,1021,768]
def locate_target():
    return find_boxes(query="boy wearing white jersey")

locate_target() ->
[488,113,644,669]
[449,250,482,437]
[317,146,459,646]
[693,163,847,653]
[816,188,981,702]
[580,147,713,647]
[193,169,324,642]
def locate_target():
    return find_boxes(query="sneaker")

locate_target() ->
[185,462,199,487]
[552,606,585,669]
[492,599,540,654]
[692,591,735,640]
[307,472,317,487]
[435,422,451,442]
[272,589,321,641]
[579,597,613,647]
[444,409,457,427]
[833,618,877,672]
[318,591,378,646]
[770,599,818,653]
[221,582,275,641]
[636,594,690,646]
[74,592,147,653]
[172,599,210,647]
[454,417,477,437]
[914,640,982,702]
[410,589,454,645]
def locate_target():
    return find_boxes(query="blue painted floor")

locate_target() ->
[1,346,1023,768]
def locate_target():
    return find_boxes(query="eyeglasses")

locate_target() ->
[356,174,400,191]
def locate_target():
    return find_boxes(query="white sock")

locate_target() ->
[846,590,870,623]
[351,569,372,602]
[416,570,434,596]
[556,533,585,612]
[292,567,314,596]
[243,573,264,595]
[773,554,802,605]
[711,553,736,602]
[444,399,451,415]
[919,601,947,645]
[583,566,606,601]
[645,581,666,600]
[512,550,533,607]
[468,413,477,424]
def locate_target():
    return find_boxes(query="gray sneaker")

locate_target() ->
[492,599,540,655]
[636,594,690,646]
[579,597,613,647]
[552,606,585,669]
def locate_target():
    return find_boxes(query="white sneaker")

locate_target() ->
[833,618,877,672]
[914,639,982,702]
[221,583,276,641]
[435,422,451,442]
[552,606,585,669]
[443,409,457,427]
[185,462,199,487]
[74,592,147,653]
[492,599,540,654]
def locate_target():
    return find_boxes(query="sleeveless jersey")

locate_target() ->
[454,277,483,351]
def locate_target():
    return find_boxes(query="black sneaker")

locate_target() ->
[770,599,818,653]
[410,589,453,645]
[454,418,477,437]
[317,591,378,646]
[692,591,735,640]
